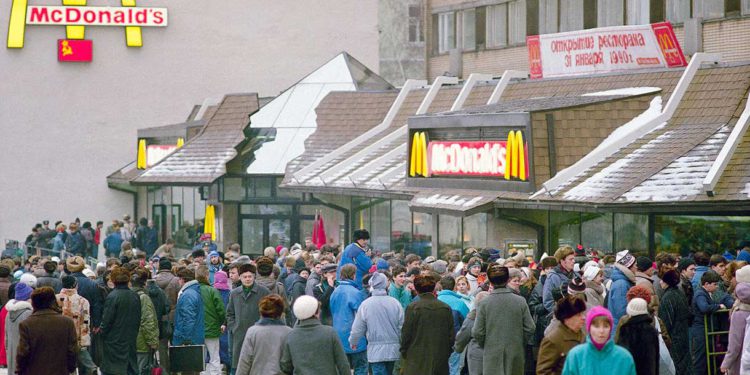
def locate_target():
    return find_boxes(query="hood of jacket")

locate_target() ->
[735,282,750,304]
[612,263,636,284]
[178,280,199,298]
[6,299,32,321]
[255,275,278,291]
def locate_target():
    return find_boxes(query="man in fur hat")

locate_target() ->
[99,266,141,375]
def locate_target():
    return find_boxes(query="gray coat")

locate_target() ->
[349,291,404,363]
[5,299,32,375]
[226,283,271,369]
[280,318,350,375]
[455,309,483,375]
[472,287,535,375]
[236,318,292,375]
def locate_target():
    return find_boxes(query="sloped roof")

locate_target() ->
[133,93,260,185]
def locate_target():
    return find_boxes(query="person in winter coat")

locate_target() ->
[561,306,636,375]
[57,275,95,375]
[66,223,88,257]
[207,251,223,284]
[543,247,575,314]
[330,264,368,375]
[465,259,482,294]
[172,267,205,351]
[473,265,535,375]
[36,260,62,293]
[610,250,638,327]
[53,224,67,253]
[583,266,605,308]
[400,273,454,375]
[225,263,270,374]
[437,275,469,375]
[691,252,711,290]
[658,269,692,375]
[678,258,696,309]
[634,256,659,312]
[314,263,338,325]
[349,272,404,375]
[16,287,78,375]
[236,294,292,375]
[100,266,142,375]
[721,265,750,375]
[537,295,586,375]
[388,265,413,310]
[337,229,373,288]
[306,256,333,296]
[280,295,351,375]
[289,267,310,308]
[213,271,231,369]
[455,291,489,375]
[103,225,124,259]
[196,265,226,375]
[152,258,178,373]
[5,283,32,375]
[616,298,659,375]
[740,313,750,373]
[691,270,734,375]
[132,267,159,374]
[530,257,559,346]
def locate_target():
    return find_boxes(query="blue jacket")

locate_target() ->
[692,285,733,327]
[330,279,366,354]
[388,284,413,310]
[65,231,87,255]
[609,266,634,328]
[737,250,750,262]
[337,242,372,289]
[53,232,65,252]
[562,336,636,375]
[691,265,710,290]
[103,232,123,254]
[542,265,573,313]
[437,290,469,319]
[173,280,205,345]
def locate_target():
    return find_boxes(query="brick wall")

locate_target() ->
[704,18,750,62]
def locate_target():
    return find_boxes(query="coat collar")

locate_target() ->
[490,287,512,295]
[31,308,59,317]
[297,318,321,328]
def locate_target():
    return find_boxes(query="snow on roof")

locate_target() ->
[581,87,662,97]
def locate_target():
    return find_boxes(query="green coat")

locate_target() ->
[135,288,159,353]
[199,282,226,338]
[400,293,454,375]
[100,285,142,375]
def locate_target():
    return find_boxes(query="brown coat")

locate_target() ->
[536,322,584,375]
[16,309,77,375]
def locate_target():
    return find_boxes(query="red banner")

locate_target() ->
[57,39,92,62]
[651,22,687,67]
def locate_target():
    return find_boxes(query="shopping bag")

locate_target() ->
[151,351,162,375]
[168,344,205,372]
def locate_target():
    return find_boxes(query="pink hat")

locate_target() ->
[213,271,230,291]
[585,306,613,333]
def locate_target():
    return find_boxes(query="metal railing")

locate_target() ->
[705,308,730,375]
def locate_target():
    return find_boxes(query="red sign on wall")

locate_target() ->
[57,39,93,62]
[651,22,688,67]
[426,140,528,179]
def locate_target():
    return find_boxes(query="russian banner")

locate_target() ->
[57,39,92,62]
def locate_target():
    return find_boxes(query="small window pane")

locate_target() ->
[615,213,648,255]
[391,200,412,255]
[463,213,488,249]
[667,0,691,22]
[240,204,291,215]
[560,0,584,31]
[223,178,245,201]
[487,4,508,48]
[550,211,581,249]
[462,9,477,50]
[439,12,456,53]
[438,215,462,260]
[371,201,390,252]
[598,0,625,26]
[409,5,424,42]
[413,212,433,258]
[693,0,724,19]
[581,213,613,253]
[509,0,527,44]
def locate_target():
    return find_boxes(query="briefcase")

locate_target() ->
[168,344,205,372]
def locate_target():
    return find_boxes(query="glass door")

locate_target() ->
[241,218,264,256]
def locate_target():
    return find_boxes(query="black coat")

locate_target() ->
[616,314,660,375]
[659,286,692,375]
[100,285,142,375]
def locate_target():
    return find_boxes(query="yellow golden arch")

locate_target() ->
[409,131,428,177]
[505,130,527,181]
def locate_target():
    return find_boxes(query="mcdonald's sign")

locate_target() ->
[408,130,528,181]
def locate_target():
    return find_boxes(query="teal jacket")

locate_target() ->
[388,284,412,310]
[562,337,636,375]
[199,282,226,338]
[437,290,469,318]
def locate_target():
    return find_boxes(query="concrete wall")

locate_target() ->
[379,0,427,85]
[0,0,379,243]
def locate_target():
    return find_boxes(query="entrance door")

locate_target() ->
[241,218,264,256]
[239,216,292,256]
[152,204,167,244]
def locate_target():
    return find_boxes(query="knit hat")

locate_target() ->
[575,244,585,256]
[627,298,649,317]
[214,271,230,291]
[583,266,601,281]
[208,251,220,259]
[158,258,172,271]
[19,273,37,288]
[626,284,652,304]
[540,253,550,262]
[14,282,32,302]
[376,259,389,271]
[13,270,23,281]
[567,276,586,295]
[432,260,448,274]
[582,260,599,275]
[586,306,614,333]
[636,256,653,272]
[737,265,750,284]
[424,256,436,264]
[370,272,388,291]
[61,275,77,289]
[616,250,636,268]
[66,256,86,273]
[293,295,319,320]
[662,269,680,287]
[83,268,96,278]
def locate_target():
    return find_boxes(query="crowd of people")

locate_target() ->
[4,220,750,375]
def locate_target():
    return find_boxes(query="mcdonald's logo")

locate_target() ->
[504,130,527,181]
[409,131,429,177]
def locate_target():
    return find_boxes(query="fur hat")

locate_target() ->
[66,256,86,273]
[616,250,636,269]
[238,263,256,276]
[555,295,587,322]
[627,298,649,317]
[431,260,448,274]
[293,295,319,320]
[14,282,32,301]
[256,257,275,275]
[158,258,172,271]
[737,265,750,284]
[109,266,131,284]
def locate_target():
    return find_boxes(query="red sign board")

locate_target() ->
[57,39,92,62]
[427,140,528,178]
[651,22,688,67]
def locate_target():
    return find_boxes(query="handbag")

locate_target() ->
[168,344,205,372]
[151,351,162,375]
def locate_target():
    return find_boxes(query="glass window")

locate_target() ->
[487,4,508,48]
[300,205,345,246]
[581,213,613,253]
[626,0,650,24]
[222,177,245,201]
[743,0,750,15]
[438,215,462,260]
[438,12,456,53]
[409,5,424,42]
[463,213,488,249]
[509,0,527,44]
[241,218,264,256]
[667,0,691,22]
[240,205,292,215]
[598,0,625,26]
[614,213,648,255]
[693,0,724,19]
[460,9,476,51]
[655,215,750,256]
[560,0,584,31]
[550,211,581,249]
[412,212,433,258]
[371,200,391,252]
[539,0,559,34]
[391,201,412,255]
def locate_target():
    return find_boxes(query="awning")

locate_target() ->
[409,190,500,216]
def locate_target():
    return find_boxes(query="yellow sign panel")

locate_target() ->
[504,130,526,181]
[409,131,428,177]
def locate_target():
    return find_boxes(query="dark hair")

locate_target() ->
[554,295,587,322]
[709,254,727,267]
[192,249,206,259]
[96,221,103,226]
[256,256,274,276]
[404,254,421,265]
[487,265,509,287]
[259,294,286,319]
[413,274,437,294]
[238,263,256,276]
[139,217,148,226]
[31,287,57,310]
[540,257,558,270]
[655,253,677,268]
[391,265,406,278]
[353,229,370,241]
[701,270,722,285]
[439,275,456,291]
[131,267,150,287]
[176,267,195,282]
[61,275,77,289]
[662,269,680,288]
[165,238,175,245]
[43,261,57,274]
[694,252,710,266]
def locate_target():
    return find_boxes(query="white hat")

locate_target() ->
[582,260,599,274]
[616,250,636,268]
[583,265,601,281]
[19,273,37,288]
[495,258,506,266]
[82,268,96,278]
[293,295,319,320]
[50,256,61,263]
[540,253,550,261]
[737,265,750,284]
[626,298,648,317]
